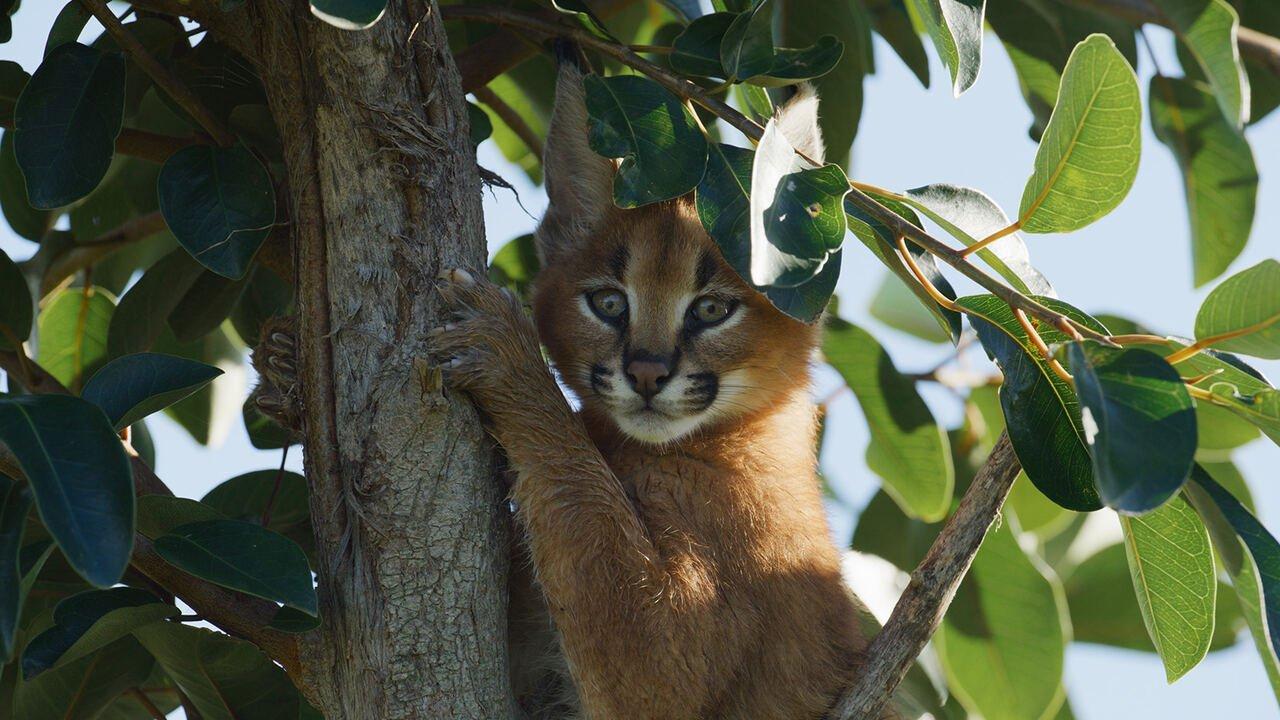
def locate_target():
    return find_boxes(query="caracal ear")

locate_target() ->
[774,83,825,164]
[536,50,615,265]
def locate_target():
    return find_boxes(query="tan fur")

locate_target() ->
[429,70,871,720]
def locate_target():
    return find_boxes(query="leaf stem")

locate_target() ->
[1110,333,1168,345]
[895,235,961,313]
[1166,314,1280,364]
[1015,308,1074,383]
[128,688,167,720]
[959,220,1021,258]
[261,445,290,528]
[628,44,673,54]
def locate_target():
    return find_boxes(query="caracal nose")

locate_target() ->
[626,359,671,400]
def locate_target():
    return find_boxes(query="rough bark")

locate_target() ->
[244,3,510,717]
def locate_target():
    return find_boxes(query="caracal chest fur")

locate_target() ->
[430,62,872,719]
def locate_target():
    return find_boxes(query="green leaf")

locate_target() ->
[938,520,1067,720]
[482,58,555,184]
[13,635,155,720]
[309,0,386,30]
[824,318,953,520]
[1067,342,1196,512]
[466,101,492,148]
[672,12,736,77]
[0,475,31,662]
[108,248,206,357]
[906,0,985,97]
[1149,77,1256,287]
[13,43,125,209]
[1239,0,1279,124]
[719,0,774,80]
[864,0,930,87]
[1197,401,1261,451]
[158,143,276,280]
[0,59,28,124]
[850,488,939,571]
[270,605,321,634]
[0,248,31,350]
[583,74,708,208]
[1193,259,1280,359]
[36,286,115,392]
[155,519,316,614]
[21,587,174,679]
[228,264,292,346]
[902,184,1053,296]
[1119,494,1217,681]
[202,470,310,537]
[1187,466,1280,695]
[749,118,847,287]
[959,294,1107,511]
[81,352,223,431]
[242,399,294,450]
[134,622,307,719]
[868,271,951,343]
[136,496,227,539]
[171,40,265,128]
[1018,34,1141,234]
[776,0,866,167]
[0,395,133,588]
[43,1,91,58]
[0,130,53,241]
[169,269,251,342]
[1152,0,1250,126]
[488,234,540,297]
[154,326,243,446]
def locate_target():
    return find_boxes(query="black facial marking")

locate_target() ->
[686,372,719,411]
[608,245,630,282]
[590,364,613,393]
[695,250,716,289]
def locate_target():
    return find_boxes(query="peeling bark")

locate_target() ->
[245,2,510,717]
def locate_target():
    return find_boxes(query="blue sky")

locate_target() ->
[2,3,1278,718]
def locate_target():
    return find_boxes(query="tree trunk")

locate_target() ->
[246,2,511,717]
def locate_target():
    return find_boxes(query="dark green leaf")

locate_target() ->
[310,0,386,30]
[173,40,265,127]
[158,143,276,279]
[902,184,1054,295]
[136,496,226,539]
[202,469,310,533]
[108,248,206,358]
[229,264,292,346]
[720,0,774,80]
[0,474,31,662]
[134,622,306,719]
[270,605,320,634]
[1018,34,1141,234]
[1067,342,1196,512]
[81,352,223,431]
[21,587,173,679]
[243,399,294,450]
[938,520,1066,719]
[129,419,155,469]
[12,635,155,720]
[761,249,841,324]
[1193,259,1280,359]
[824,318,953,520]
[864,0,929,86]
[0,130,52,240]
[907,0,984,96]
[958,294,1107,511]
[0,395,133,588]
[155,519,316,614]
[1239,0,1279,124]
[1153,0,1250,126]
[851,488,939,572]
[154,326,243,446]
[169,269,251,342]
[13,43,125,209]
[0,248,31,350]
[467,101,492,148]
[1149,76,1256,287]
[43,2,91,58]
[671,12,735,77]
[0,59,27,124]
[36,286,115,392]
[776,0,866,167]
[584,74,708,208]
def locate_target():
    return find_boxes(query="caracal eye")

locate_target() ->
[692,295,733,325]
[588,288,628,320]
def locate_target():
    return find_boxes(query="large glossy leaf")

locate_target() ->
[824,318,953,520]
[21,587,175,679]
[672,12,736,77]
[0,130,53,241]
[1149,76,1257,287]
[902,184,1053,296]
[1193,259,1280,359]
[906,0,985,96]
[958,294,1107,510]
[1018,34,1140,234]
[169,269,251,342]
[719,0,774,80]
[203,469,313,559]
[136,496,227,539]
[155,326,244,447]
[0,248,30,350]
[776,0,866,166]
[1152,0,1250,126]
[938,520,1066,720]
[37,286,115,392]
[0,59,28,124]
[155,519,316,614]
[0,395,133,588]
[12,635,155,720]
[1187,466,1280,696]
[134,622,307,720]
[13,43,125,209]
[310,0,386,30]
[107,248,206,357]
[0,474,30,662]
[82,352,223,431]
[158,143,276,279]
[43,1,91,58]
[583,74,707,208]
[1119,494,1216,681]
[1067,342,1196,513]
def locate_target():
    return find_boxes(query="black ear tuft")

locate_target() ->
[553,38,586,71]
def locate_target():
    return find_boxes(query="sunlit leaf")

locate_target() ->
[906,0,984,96]
[1193,259,1280,359]
[868,271,950,343]
[37,286,115,393]
[1153,0,1250,126]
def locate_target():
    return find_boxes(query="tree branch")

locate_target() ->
[439,4,1113,345]
[0,117,198,164]
[831,432,1022,719]
[0,349,301,676]
[25,210,168,297]
[1062,0,1280,77]
[80,0,237,147]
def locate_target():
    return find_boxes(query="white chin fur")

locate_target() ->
[613,410,706,445]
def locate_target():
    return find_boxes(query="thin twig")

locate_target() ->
[830,433,1022,719]
[25,210,168,298]
[78,0,236,147]
[473,85,545,158]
